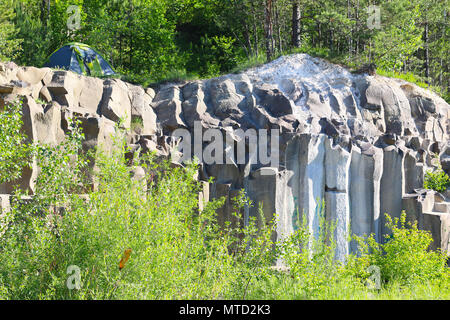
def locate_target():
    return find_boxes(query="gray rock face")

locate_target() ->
[324,139,351,261]
[349,146,383,248]
[100,79,132,128]
[1,53,449,258]
[127,83,157,135]
[254,84,294,117]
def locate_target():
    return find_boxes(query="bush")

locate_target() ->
[0,123,275,299]
[351,212,448,286]
[0,100,33,183]
[277,201,346,298]
[424,167,450,193]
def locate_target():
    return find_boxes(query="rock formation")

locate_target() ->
[1,54,449,259]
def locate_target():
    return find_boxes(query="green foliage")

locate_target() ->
[376,69,449,103]
[424,156,450,192]
[424,169,450,193]
[0,119,449,299]
[247,208,450,299]
[373,1,423,71]
[2,0,448,101]
[32,119,90,207]
[0,100,33,184]
[350,212,448,286]
[0,122,277,299]
[378,213,447,284]
[278,202,344,298]
[443,91,450,105]
[0,0,22,61]
[1,1,450,299]
[231,53,267,74]
[223,191,278,299]
[377,69,428,88]
[130,117,144,133]
[186,35,239,77]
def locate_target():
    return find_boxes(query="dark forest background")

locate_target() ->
[0,0,448,100]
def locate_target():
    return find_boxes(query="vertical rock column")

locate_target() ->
[276,169,295,242]
[207,164,243,228]
[0,195,11,238]
[247,167,279,242]
[0,96,65,194]
[349,146,383,252]
[403,150,424,194]
[401,150,425,225]
[281,136,303,237]
[324,139,351,262]
[440,214,450,256]
[380,146,405,241]
[283,134,326,239]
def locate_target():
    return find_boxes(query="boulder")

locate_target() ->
[181,81,208,128]
[44,71,83,109]
[127,83,157,135]
[16,67,51,85]
[99,79,132,128]
[78,76,104,113]
[254,84,294,118]
[209,78,245,120]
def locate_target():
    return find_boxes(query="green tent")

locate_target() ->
[45,42,116,76]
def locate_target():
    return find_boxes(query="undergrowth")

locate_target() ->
[424,154,450,192]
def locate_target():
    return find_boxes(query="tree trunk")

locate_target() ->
[347,0,352,56]
[128,2,134,70]
[292,0,301,47]
[244,27,253,57]
[355,0,359,56]
[41,0,50,26]
[424,21,430,83]
[329,28,333,52]
[275,1,282,53]
[441,10,447,87]
[233,0,252,56]
[265,0,274,61]
[440,25,444,86]
[317,22,322,47]
[250,0,259,57]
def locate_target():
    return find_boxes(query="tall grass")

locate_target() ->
[0,122,276,299]
[244,209,449,300]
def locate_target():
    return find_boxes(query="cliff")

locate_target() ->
[1,54,449,259]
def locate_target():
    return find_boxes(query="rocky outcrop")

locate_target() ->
[1,54,449,258]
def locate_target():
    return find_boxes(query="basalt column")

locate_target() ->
[324,138,351,261]
[349,146,383,252]
[380,146,405,242]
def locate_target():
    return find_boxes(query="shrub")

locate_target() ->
[0,123,276,299]
[377,69,429,88]
[277,201,345,298]
[424,166,450,193]
[351,212,448,286]
[0,99,33,183]
[224,192,277,299]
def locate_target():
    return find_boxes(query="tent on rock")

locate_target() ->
[45,42,116,76]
